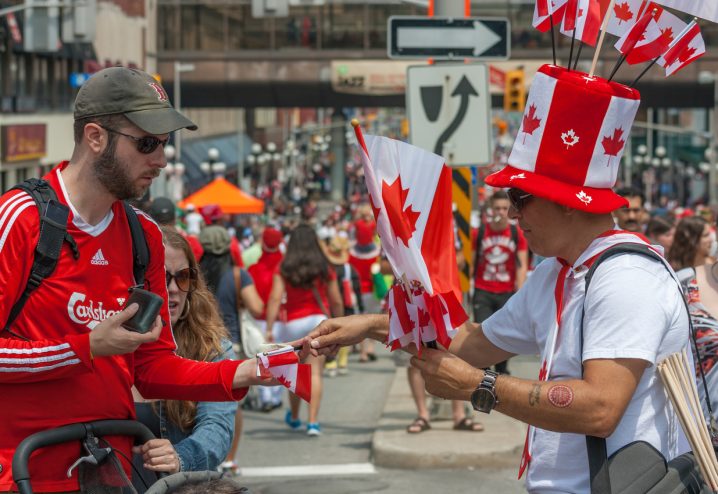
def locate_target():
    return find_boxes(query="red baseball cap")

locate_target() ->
[262,227,283,251]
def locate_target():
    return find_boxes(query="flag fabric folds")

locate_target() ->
[256,347,311,402]
[353,123,468,351]
[533,0,569,32]
[616,5,685,64]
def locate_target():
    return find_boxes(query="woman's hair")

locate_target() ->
[199,252,233,295]
[280,224,330,288]
[667,216,708,271]
[160,227,229,431]
[645,215,673,239]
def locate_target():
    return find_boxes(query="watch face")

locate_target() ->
[472,388,496,413]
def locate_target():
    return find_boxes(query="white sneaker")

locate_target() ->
[306,423,321,436]
[326,368,338,378]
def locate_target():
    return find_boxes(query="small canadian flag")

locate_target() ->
[256,347,311,402]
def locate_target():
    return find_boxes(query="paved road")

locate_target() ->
[232,347,527,493]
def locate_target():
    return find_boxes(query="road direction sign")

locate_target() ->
[406,63,492,167]
[388,16,510,61]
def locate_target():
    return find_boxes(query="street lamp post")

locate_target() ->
[200,147,226,184]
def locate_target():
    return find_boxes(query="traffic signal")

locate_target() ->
[504,70,526,113]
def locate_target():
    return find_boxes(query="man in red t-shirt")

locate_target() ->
[473,190,528,373]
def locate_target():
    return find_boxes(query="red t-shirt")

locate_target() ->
[279,268,336,321]
[248,251,283,319]
[473,223,527,294]
[0,163,246,492]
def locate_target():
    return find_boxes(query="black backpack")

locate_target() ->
[2,178,149,338]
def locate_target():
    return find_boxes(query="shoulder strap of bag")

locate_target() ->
[123,201,149,288]
[311,284,330,317]
[472,223,486,278]
[581,242,715,493]
[510,223,521,268]
[3,179,79,338]
[233,266,245,311]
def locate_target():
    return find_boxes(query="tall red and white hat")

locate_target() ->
[486,64,640,214]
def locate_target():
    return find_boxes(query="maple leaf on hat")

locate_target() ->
[561,129,580,148]
[522,104,542,144]
[382,175,421,248]
[601,128,625,166]
[614,2,633,23]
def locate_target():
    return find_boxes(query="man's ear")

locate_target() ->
[83,123,106,154]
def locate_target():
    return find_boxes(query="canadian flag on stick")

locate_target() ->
[533,0,569,32]
[613,4,685,65]
[658,20,705,76]
[651,1,718,23]
[256,346,311,402]
[352,120,467,352]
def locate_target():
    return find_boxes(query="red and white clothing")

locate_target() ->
[279,269,336,322]
[348,247,379,295]
[473,224,528,293]
[482,231,691,493]
[0,163,247,493]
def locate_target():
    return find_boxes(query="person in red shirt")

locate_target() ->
[348,215,382,362]
[473,190,528,374]
[0,67,277,493]
[265,224,343,436]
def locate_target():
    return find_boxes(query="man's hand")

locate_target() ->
[89,304,162,357]
[300,314,389,357]
[410,348,483,401]
[133,438,181,473]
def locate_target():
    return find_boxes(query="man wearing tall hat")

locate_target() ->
[305,64,691,492]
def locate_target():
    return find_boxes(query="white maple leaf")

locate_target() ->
[561,129,580,148]
[576,190,593,205]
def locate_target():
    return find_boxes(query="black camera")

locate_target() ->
[121,288,164,334]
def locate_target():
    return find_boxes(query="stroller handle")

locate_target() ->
[13,419,157,494]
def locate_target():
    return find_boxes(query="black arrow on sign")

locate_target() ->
[433,76,478,157]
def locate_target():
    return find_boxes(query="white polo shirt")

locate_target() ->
[482,233,691,493]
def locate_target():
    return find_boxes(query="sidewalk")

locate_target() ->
[371,355,540,470]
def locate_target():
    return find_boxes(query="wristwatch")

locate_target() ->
[470,370,500,414]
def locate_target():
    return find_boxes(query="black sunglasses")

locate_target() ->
[507,188,533,211]
[165,267,198,293]
[100,125,169,154]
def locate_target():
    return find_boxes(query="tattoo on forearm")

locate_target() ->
[547,384,574,408]
[529,384,541,407]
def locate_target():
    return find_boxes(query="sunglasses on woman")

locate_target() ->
[99,125,170,154]
[165,267,198,293]
[507,188,533,212]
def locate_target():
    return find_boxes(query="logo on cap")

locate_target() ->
[510,173,526,181]
[576,191,593,205]
[561,129,580,148]
[149,82,168,102]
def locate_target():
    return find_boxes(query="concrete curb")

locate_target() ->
[371,367,527,470]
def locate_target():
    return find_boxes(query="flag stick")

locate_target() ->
[608,54,626,82]
[589,0,617,77]
[573,43,584,70]
[630,56,659,87]
[548,12,556,65]
[568,28,576,71]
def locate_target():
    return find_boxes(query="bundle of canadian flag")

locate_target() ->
[256,346,311,402]
[352,121,467,352]
[533,0,709,76]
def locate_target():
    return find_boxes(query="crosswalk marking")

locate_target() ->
[239,462,376,477]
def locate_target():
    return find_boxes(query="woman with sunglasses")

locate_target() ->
[265,224,344,436]
[131,227,237,490]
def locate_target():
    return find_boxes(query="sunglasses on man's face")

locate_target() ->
[99,125,169,154]
[165,267,198,293]
[507,188,533,211]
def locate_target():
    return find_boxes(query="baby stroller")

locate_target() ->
[12,419,248,494]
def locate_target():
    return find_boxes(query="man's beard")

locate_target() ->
[93,140,157,200]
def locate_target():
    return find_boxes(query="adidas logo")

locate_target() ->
[90,249,109,266]
[117,297,126,306]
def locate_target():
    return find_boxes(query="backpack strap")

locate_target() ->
[510,223,521,268]
[4,179,79,338]
[472,223,485,280]
[581,242,714,493]
[233,266,244,311]
[123,201,149,289]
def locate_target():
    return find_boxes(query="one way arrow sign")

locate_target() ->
[388,16,510,60]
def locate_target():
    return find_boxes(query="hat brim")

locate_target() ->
[485,165,628,214]
[125,107,198,135]
[321,243,349,265]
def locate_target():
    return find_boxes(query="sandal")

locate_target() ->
[406,417,431,434]
[453,417,484,432]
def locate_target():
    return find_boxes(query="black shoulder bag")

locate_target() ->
[582,243,713,494]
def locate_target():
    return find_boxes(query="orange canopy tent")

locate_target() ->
[178,178,264,214]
